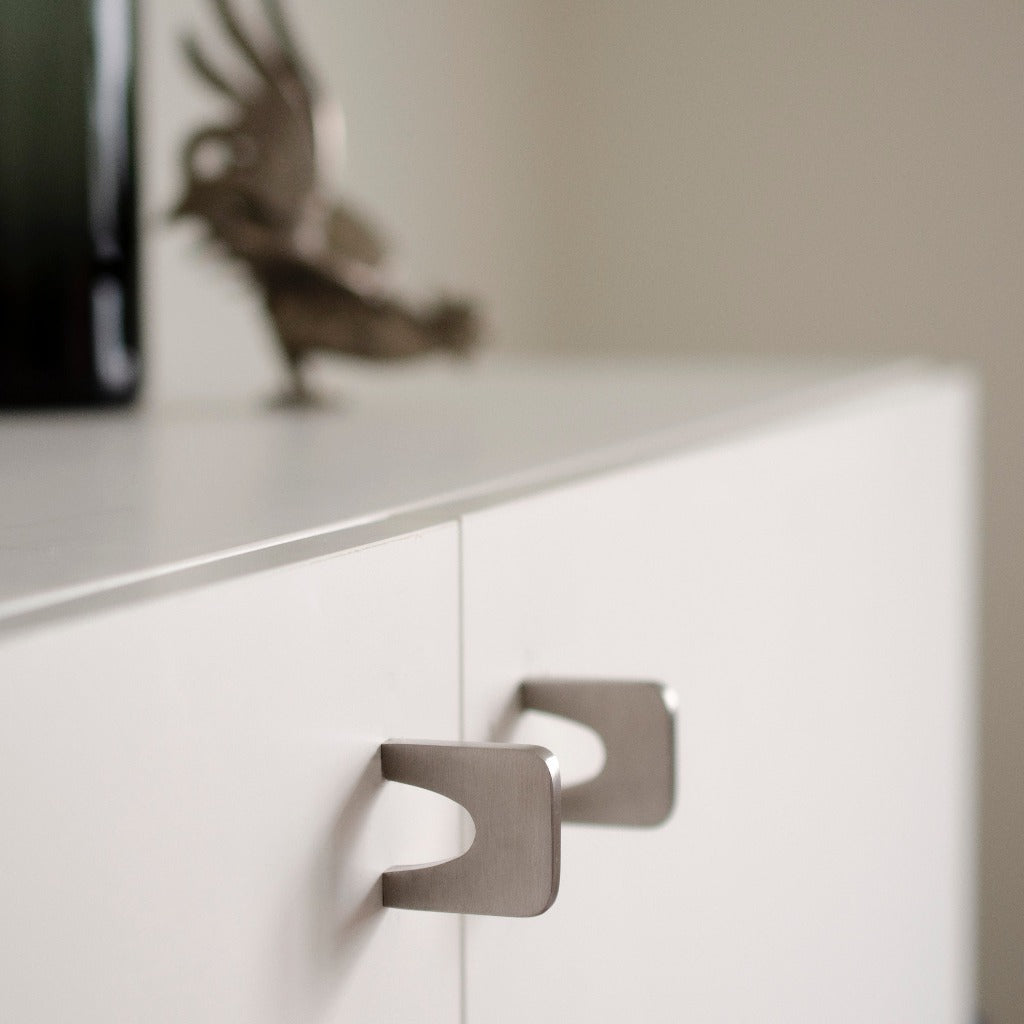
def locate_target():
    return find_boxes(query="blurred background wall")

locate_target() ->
[143,2,1023,1020]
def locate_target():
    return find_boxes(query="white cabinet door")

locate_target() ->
[461,378,975,1023]
[0,527,462,1024]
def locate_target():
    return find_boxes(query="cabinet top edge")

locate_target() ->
[0,356,973,632]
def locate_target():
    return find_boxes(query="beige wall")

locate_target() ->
[144,3,1022,1020]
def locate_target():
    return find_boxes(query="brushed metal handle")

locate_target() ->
[519,680,677,827]
[381,740,561,917]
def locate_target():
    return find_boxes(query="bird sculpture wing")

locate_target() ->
[178,0,384,268]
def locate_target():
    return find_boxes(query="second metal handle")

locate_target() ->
[519,679,677,827]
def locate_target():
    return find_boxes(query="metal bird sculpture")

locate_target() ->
[174,0,480,402]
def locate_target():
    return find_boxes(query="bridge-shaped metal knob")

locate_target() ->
[381,740,561,917]
[519,680,677,827]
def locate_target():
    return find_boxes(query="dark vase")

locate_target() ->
[0,0,139,407]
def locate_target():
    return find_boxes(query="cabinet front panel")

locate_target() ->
[461,383,974,1023]
[0,528,462,1024]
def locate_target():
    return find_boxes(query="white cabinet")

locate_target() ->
[461,375,974,1023]
[0,361,976,1022]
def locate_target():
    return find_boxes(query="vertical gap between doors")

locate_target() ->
[457,517,468,1024]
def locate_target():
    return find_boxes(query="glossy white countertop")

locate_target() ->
[0,356,927,624]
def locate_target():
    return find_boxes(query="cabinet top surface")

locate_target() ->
[0,356,934,624]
